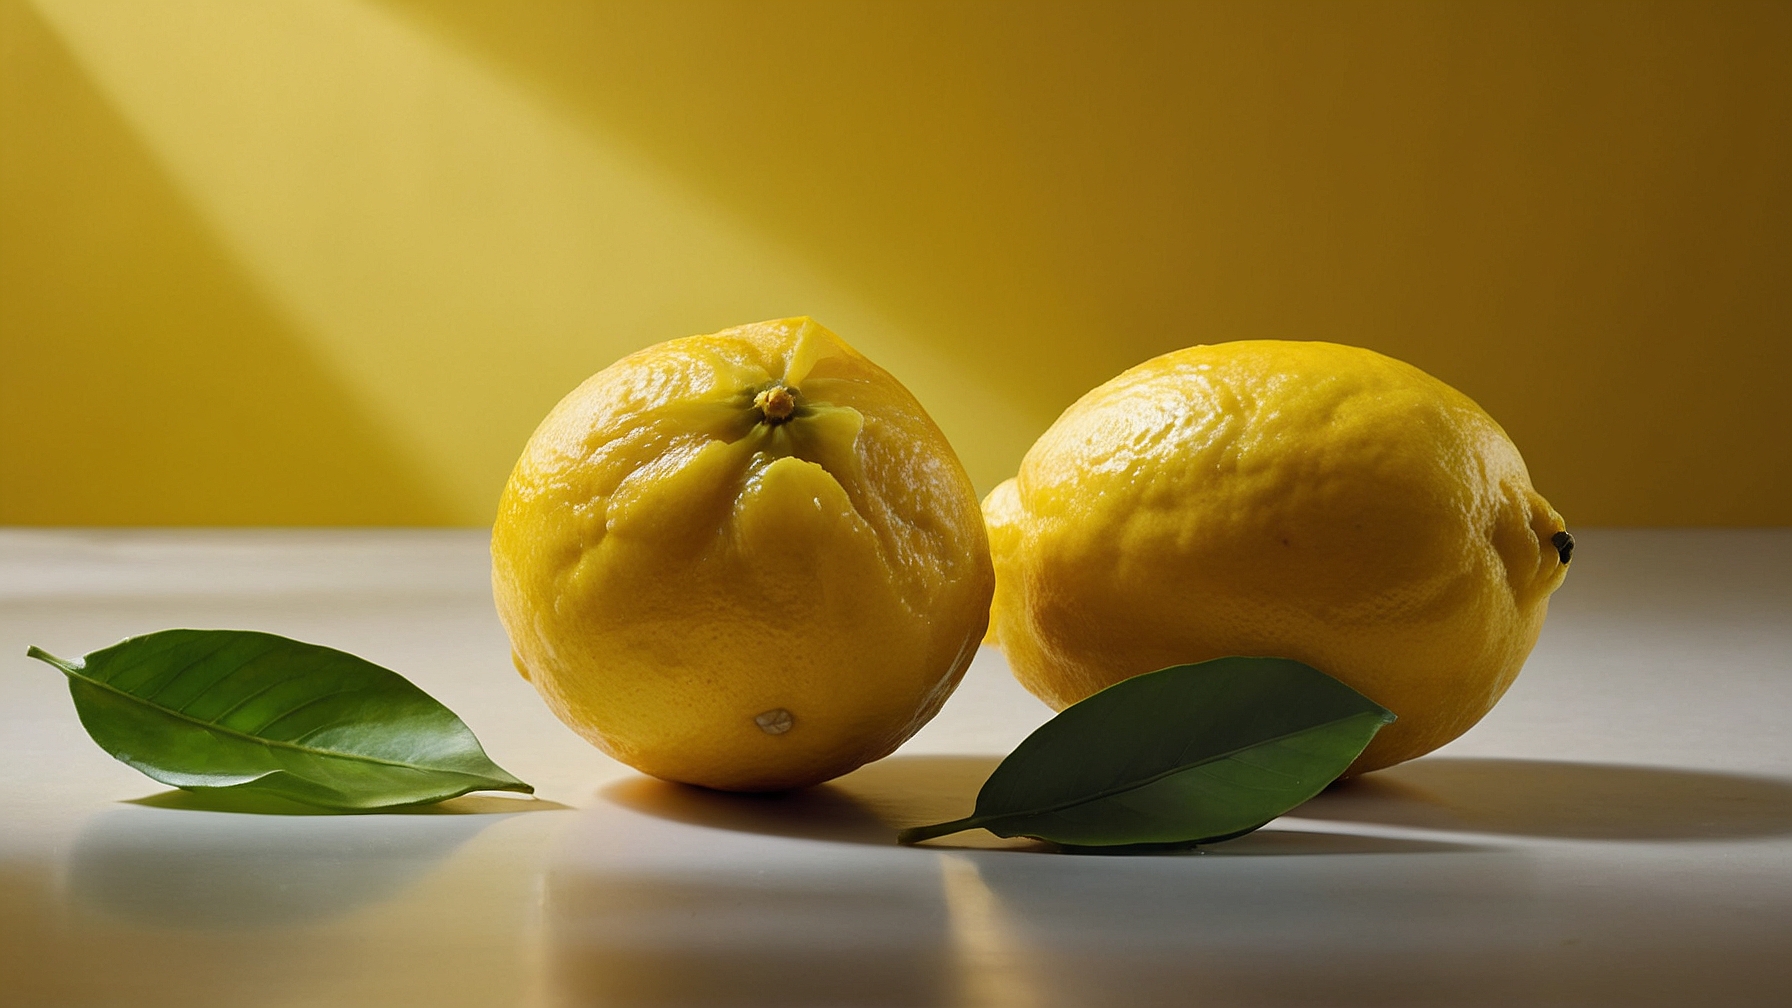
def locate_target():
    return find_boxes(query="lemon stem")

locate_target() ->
[754,385,797,424]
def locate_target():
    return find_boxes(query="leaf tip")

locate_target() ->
[485,767,534,795]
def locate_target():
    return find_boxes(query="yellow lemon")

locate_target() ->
[492,318,993,791]
[983,340,1570,774]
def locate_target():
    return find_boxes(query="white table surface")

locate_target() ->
[1,528,1788,1007]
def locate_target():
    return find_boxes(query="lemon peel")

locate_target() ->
[493,318,992,791]
[984,340,1569,774]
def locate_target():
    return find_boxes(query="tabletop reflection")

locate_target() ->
[69,798,530,927]
[545,754,1792,1007]
[547,760,1515,1008]
[548,809,959,1006]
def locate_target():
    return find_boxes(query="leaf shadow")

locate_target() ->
[605,755,1487,855]
[128,788,571,816]
[1194,830,1488,856]
[1293,758,1792,840]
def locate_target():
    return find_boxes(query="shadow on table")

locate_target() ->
[602,755,1016,847]
[128,788,570,816]
[605,755,1484,855]
[1295,758,1792,840]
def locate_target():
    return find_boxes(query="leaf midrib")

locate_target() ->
[35,648,482,778]
[970,709,1383,830]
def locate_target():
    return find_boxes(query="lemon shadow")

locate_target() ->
[607,754,1487,855]
[1295,758,1792,840]
[604,755,1042,849]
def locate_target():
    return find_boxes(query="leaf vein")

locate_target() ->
[131,635,239,702]
[208,675,301,724]
[173,638,294,716]
[248,687,359,737]
[60,664,472,775]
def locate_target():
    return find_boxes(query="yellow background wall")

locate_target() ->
[3,0,1788,526]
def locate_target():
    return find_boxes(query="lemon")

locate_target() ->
[983,340,1570,774]
[492,318,993,791]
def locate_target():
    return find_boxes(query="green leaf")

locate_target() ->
[898,657,1394,849]
[26,629,532,810]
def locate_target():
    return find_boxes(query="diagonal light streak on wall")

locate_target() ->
[31,0,1036,521]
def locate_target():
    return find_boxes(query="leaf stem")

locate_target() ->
[897,816,989,844]
[26,646,81,675]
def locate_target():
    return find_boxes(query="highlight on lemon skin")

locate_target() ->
[491,317,994,792]
[981,339,1570,775]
